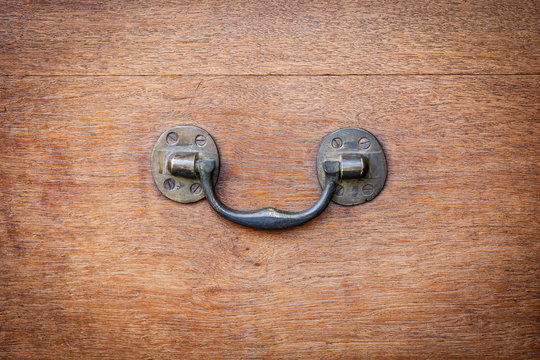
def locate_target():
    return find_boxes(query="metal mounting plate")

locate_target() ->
[151,125,219,203]
[317,128,387,205]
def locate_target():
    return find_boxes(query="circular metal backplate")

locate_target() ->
[151,125,219,203]
[317,127,387,206]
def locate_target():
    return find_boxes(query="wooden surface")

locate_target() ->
[1,1,539,359]
[2,0,539,75]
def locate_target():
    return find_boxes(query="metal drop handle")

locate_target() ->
[152,125,387,230]
[196,159,340,229]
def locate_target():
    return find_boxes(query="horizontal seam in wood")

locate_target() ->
[2,73,540,77]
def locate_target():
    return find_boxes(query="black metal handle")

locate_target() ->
[196,159,340,230]
[151,126,387,231]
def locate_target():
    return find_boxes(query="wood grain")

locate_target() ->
[1,75,539,358]
[1,0,539,75]
[2,0,539,358]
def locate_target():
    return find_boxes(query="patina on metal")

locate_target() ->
[316,127,387,205]
[151,125,219,203]
[151,126,387,229]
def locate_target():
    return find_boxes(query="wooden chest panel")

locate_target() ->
[1,1,539,359]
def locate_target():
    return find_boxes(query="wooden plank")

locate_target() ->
[1,0,539,76]
[1,75,538,358]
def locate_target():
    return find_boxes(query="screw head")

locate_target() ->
[166,132,179,145]
[164,178,175,191]
[358,137,371,149]
[190,183,202,195]
[195,134,207,147]
[362,184,374,196]
[331,137,343,148]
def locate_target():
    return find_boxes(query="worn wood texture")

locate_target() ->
[1,75,539,358]
[1,0,539,75]
[1,0,540,358]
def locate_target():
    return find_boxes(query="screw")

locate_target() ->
[335,185,344,196]
[358,137,371,149]
[190,183,202,195]
[331,137,343,148]
[362,184,374,196]
[164,178,175,191]
[195,134,207,147]
[166,132,179,145]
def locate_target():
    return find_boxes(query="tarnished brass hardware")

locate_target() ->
[168,152,197,178]
[151,126,387,229]
[340,155,366,179]
[151,125,219,203]
[317,128,387,205]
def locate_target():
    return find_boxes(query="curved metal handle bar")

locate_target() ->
[196,159,340,230]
